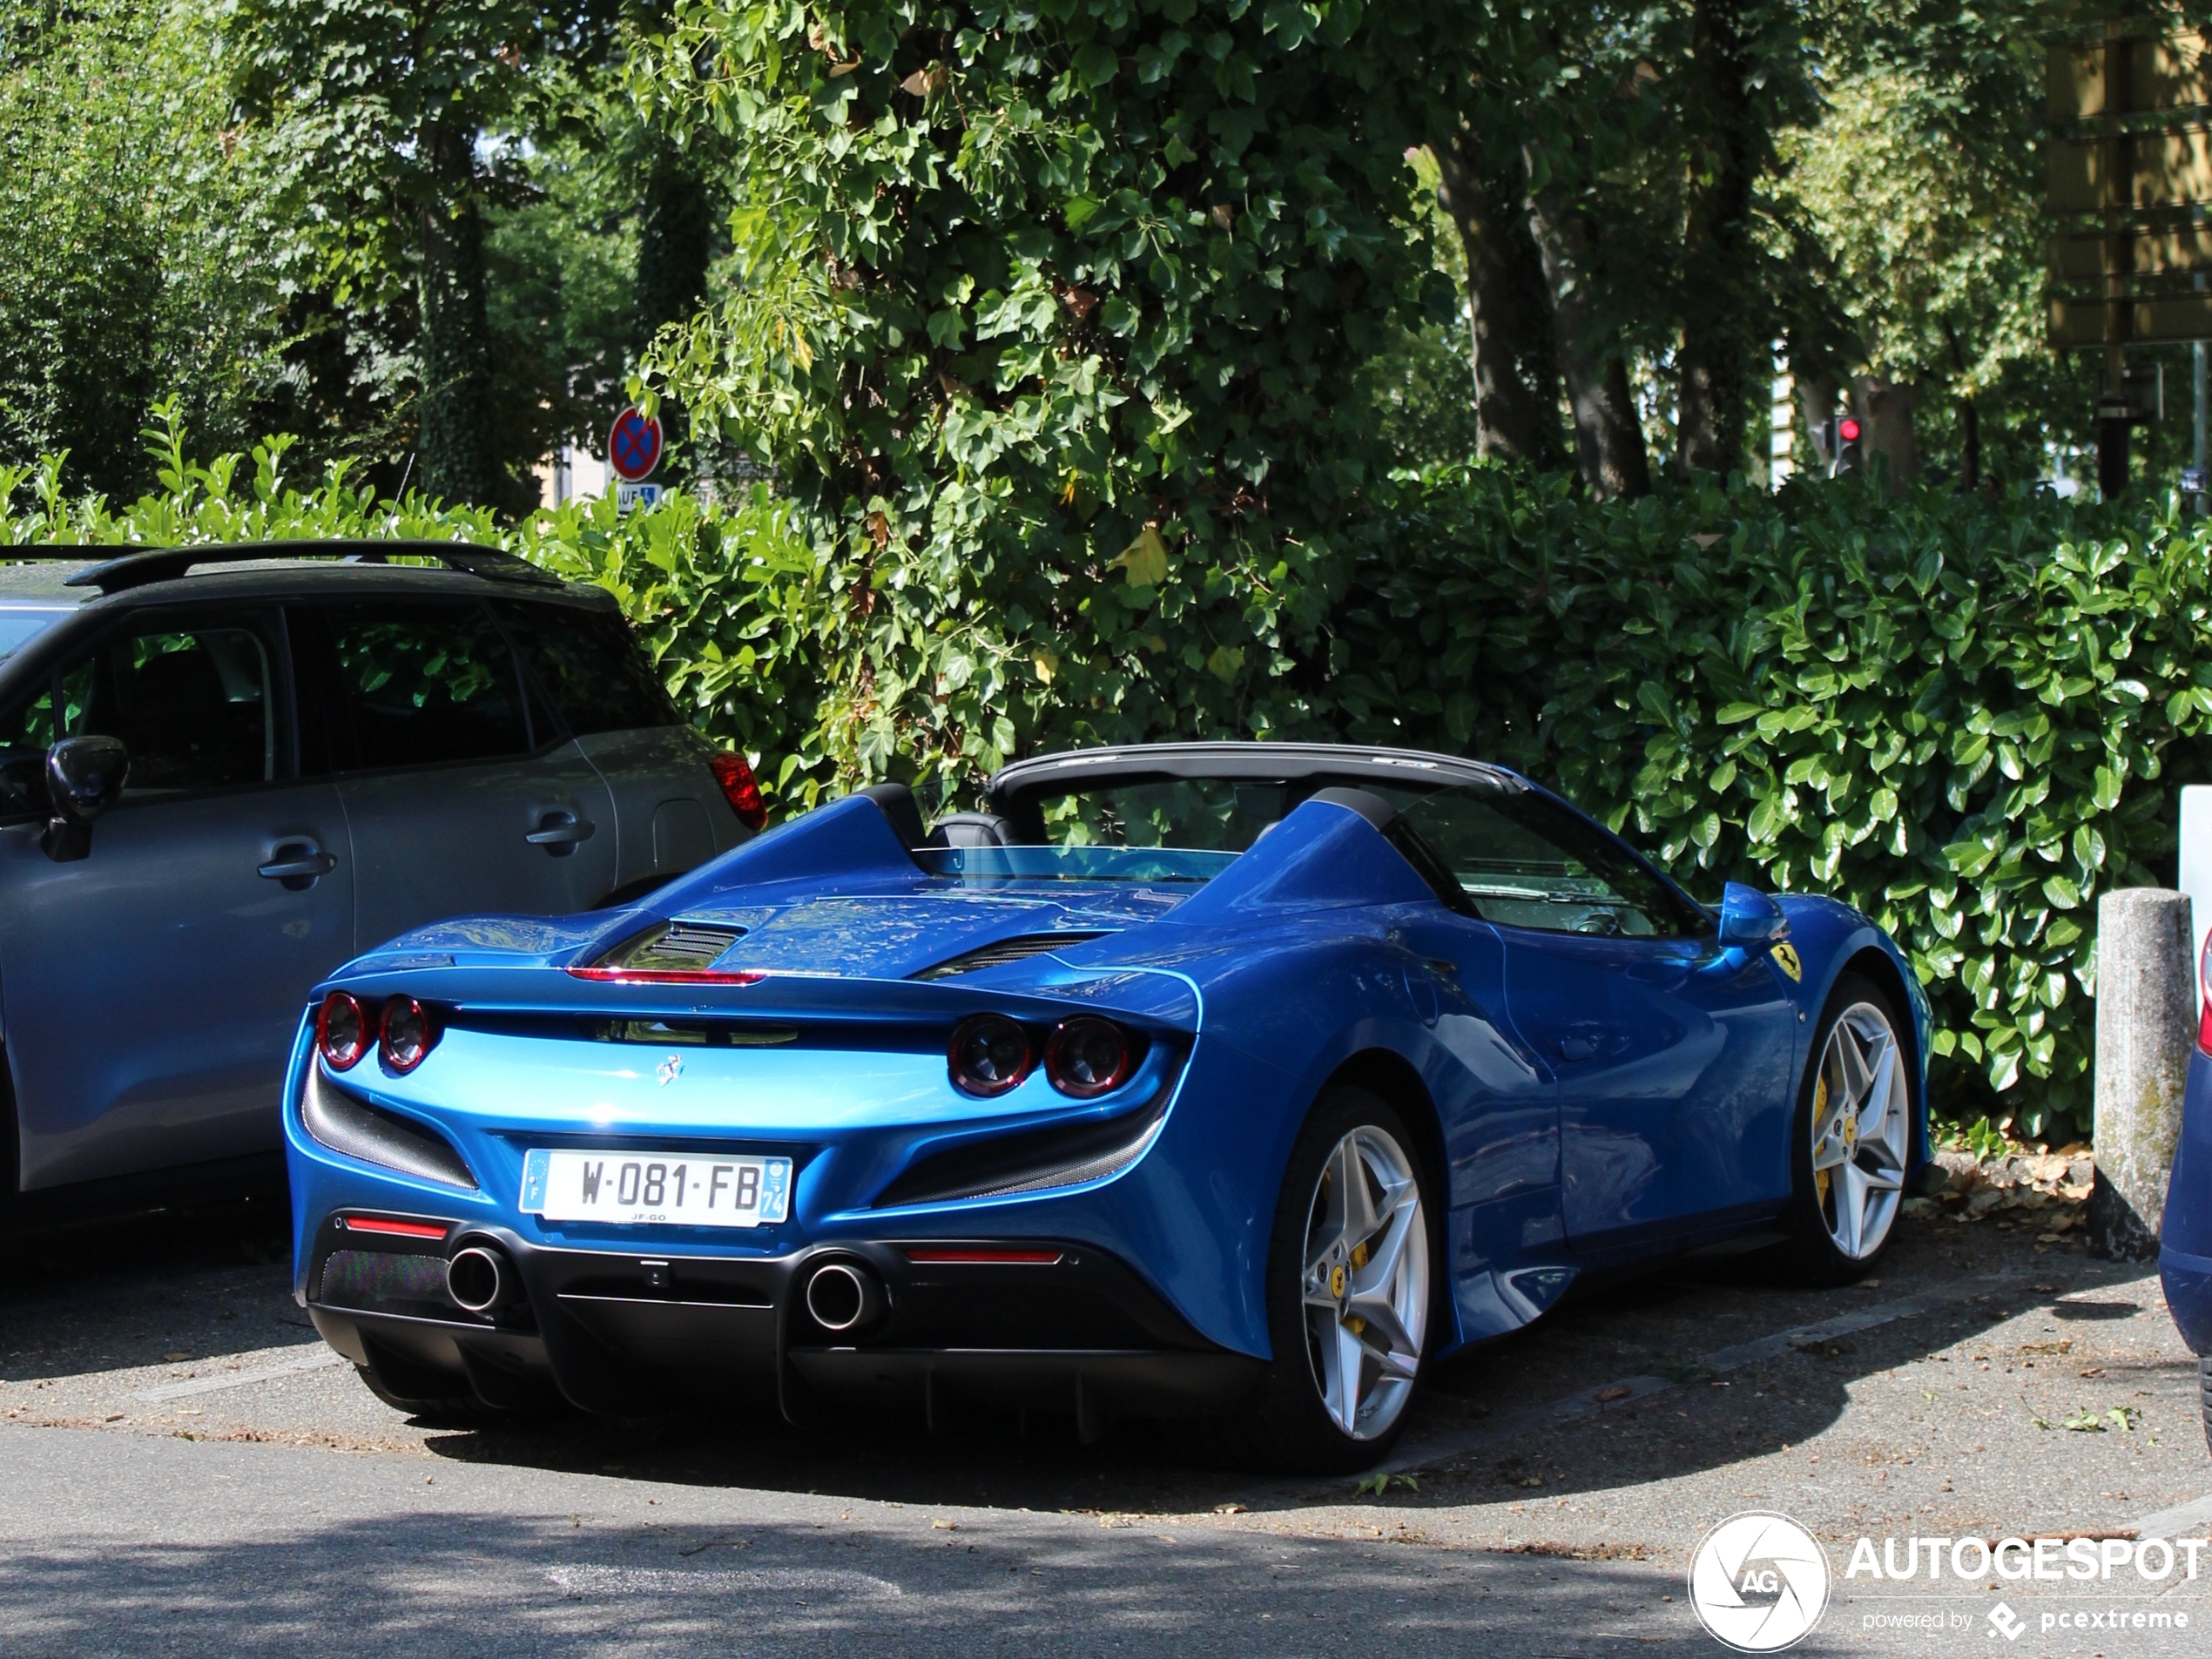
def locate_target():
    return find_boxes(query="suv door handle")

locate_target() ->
[527,810,596,854]
[259,841,338,887]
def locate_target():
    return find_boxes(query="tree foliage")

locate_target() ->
[637,0,1447,803]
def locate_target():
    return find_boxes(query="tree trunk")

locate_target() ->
[1431,139,1563,469]
[415,118,497,508]
[1851,374,1918,484]
[1795,368,1838,472]
[1675,0,1761,478]
[635,143,715,482]
[1522,161,1650,498]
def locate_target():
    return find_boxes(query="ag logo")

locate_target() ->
[1688,1512,1830,1652]
[1770,942,1803,982]
[656,1055,684,1087]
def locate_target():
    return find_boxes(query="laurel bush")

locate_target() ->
[12,410,2212,1142]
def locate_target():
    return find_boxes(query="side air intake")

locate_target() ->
[301,1066,478,1190]
[910,931,1111,981]
[873,1095,1168,1207]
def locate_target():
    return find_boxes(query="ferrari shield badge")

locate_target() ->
[1770,942,1803,982]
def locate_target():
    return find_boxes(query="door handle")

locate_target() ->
[259,842,338,887]
[527,810,597,855]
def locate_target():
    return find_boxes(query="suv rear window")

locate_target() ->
[496,602,678,736]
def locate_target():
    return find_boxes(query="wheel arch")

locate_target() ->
[1321,1048,1448,1197]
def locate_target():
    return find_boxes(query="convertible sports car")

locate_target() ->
[285,742,1928,1470]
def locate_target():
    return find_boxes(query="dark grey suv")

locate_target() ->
[0,543,759,1216]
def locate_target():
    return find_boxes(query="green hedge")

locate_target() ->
[12,415,2212,1143]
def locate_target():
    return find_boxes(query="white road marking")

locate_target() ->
[545,1566,902,1599]
[135,1349,345,1404]
[2134,1494,2212,1541]
[1377,1270,2036,1477]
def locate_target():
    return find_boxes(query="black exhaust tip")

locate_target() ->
[447,1244,518,1314]
[804,1260,887,1332]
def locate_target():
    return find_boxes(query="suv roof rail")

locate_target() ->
[34,539,563,597]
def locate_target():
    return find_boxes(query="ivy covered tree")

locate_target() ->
[640,0,1449,799]
[227,0,625,509]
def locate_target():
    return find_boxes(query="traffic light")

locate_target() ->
[1830,415,1863,477]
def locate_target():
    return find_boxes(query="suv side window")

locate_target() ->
[316,601,529,770]
[496,601,678,736]
[1383,781,1710,939]
[57,612,287,797]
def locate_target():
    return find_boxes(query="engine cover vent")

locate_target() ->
[909,931,1111,981]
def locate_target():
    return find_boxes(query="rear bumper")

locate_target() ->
[2162,1244,2212,1355]
[303,1213,1260,1422]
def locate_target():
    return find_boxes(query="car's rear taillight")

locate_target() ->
[316,991,371,1071]
[2199,937,2212,1055]
[1044,1017,1137,1098]
[381,995,439,1073]
[711,752,768,831]
[949,1015,1033,1096]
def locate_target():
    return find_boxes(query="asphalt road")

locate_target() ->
[2,1198,2208,1656]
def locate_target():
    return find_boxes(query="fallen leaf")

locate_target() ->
[1595,1385,1633,1404]
[931,1519,958,1531]
[1213,1502,1246,1515]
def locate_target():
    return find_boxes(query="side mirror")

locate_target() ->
[1716,880,1789,948]
[41,736,129,862]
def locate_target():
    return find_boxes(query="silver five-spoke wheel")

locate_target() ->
[1299,1125,1428,1440]
[1811,1000,1911,1260]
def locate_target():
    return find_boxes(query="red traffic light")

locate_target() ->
[1838,418,1862,442]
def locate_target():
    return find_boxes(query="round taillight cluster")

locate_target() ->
[948,1015,1032,1097]
[316,991,441,1075]
[948,1015,1141,1099]
[315,992,372,1071]
[1045,1017,1135,1098]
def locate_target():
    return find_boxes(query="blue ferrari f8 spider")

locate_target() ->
[286,743,1929,1470]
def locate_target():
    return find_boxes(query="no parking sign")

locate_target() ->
[608,406,664,513]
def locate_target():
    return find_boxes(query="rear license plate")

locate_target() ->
[519,1150,792,1228]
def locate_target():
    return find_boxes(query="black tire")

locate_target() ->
[1218,1085,1443,1474]
[1777,972,1915,1286]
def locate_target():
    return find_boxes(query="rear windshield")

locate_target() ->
[1026,777,1297,852]
[913,845,1237,884]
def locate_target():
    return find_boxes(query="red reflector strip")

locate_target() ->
[904,1247,1063,1265]
[564,968,767,985]
[340,1216,449,1239]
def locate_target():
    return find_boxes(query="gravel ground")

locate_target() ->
[1,1197,2207,1655]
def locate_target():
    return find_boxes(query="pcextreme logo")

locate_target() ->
[1689,1512,1832,1652]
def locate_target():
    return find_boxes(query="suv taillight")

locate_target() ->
[2200,937,2212,1055]
[711,752,768,831]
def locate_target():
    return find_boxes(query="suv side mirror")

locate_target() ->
[1716,880,1789,948]
[41,736,129,862]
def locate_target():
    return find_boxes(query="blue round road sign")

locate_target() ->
[608,407,664,482]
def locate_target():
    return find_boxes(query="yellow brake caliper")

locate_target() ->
[1814,1075,1831,1206]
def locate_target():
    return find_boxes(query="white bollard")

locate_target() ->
[2088,888,2195,1261]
